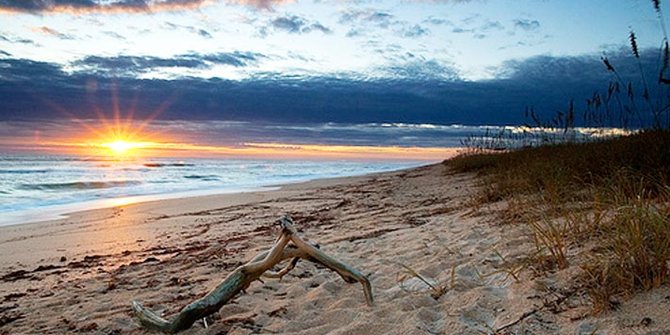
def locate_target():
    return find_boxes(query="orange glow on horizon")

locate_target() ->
[3,84,456,161]
[26,138,458,161]
[100,139,155,156]
[57,82,177,158]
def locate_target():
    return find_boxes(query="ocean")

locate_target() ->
[0,155,426,226]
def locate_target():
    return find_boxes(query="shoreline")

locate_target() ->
[0,164,423,268]
[0,162,431,228]
[1,161,668,334]
[0,185,280,228]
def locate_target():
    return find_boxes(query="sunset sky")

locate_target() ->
[0,0,666,158]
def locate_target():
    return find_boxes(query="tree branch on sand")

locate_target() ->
[131,216,374,333]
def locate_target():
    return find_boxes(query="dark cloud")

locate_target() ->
[366,12,393,26]
[198,29,212,38]
[271,16,303,33]
[306,23,332,34]
[0,0,309,13]
[74,55,206,73]
[0,33,38,46]
[0,50,11,56]
[268,15,333,34]
[513,18,540,31]
[0,58,67,82]
[199,52,263,66]
[382,58,460,80]
[70,51,264,76]
[340,8,427,38]
[0,48,659,127]
[496,54,604,82]
[0,0,209,14]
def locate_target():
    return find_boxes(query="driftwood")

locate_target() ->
[132,216,373,333]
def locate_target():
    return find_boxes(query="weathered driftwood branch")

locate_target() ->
[132,216,373,333]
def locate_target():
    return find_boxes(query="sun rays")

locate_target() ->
[101,139,155,156]
[36,82,179,158]
[9,82,457,161]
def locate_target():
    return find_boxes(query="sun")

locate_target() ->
[101,139,150,156]
[42,82,179,157]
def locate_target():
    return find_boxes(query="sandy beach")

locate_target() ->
[1,162,668,335]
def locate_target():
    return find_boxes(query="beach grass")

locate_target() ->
[448,129,670,312]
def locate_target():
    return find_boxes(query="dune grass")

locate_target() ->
[442,0,670,314]
[448,130,670,312]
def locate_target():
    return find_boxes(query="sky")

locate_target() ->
[0,0,667,158]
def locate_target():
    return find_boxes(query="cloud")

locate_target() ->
[481,20,504,31]
[267,15,333,34]
[306,23,332,34]
[271,16,307,33]
[402,24,429,37]
[380,58,460,80]
[0,33,38,45]
[340,8,427,38]
[452,27,473,34]
[0,0,211,14]
[226,0,294,10]
[452,18,504,39]
[102,31,126,40]
[0,48,660,127]
[339,9,395,28]
[0,58,66,82]
[198,29,213,38]
[423,17,452,26]
[513,18,540,31]
[163,22,214,38]
[32,26,75,40]
[345,28,363,38]
[70,51,265,76]
[0,0,307,13]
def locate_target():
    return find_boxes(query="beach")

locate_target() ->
[1,162,669,334]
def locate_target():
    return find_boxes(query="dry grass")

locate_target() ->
[448,130,670,312]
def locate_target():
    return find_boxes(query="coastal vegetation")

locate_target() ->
[450,130,670,313]
[449,0,670,314]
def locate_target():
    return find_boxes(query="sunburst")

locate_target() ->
[43,82,178,157]
[102,139,152,156]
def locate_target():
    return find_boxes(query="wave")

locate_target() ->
[183,175,220,181]
[18,180,142,191]
[0,169,49,174]
[143,163,195,168]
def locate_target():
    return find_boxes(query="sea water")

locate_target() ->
[0,155,425,226]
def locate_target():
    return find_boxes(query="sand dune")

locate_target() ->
[0,162,668,334]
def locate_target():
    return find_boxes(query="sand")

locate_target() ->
[1,162,669,334]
